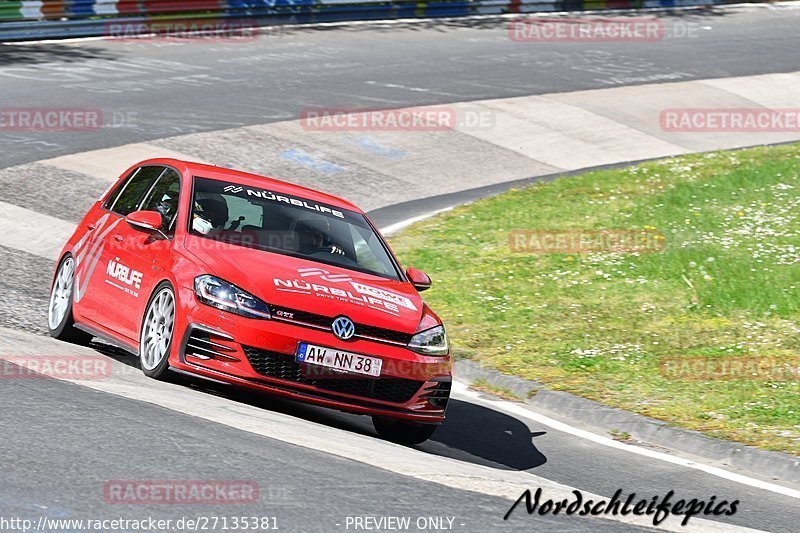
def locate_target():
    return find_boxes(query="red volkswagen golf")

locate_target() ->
[48,159,451,443]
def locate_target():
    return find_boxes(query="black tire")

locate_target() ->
[47,254,92,344]
[372,416,438,445]
[139,281,176,380]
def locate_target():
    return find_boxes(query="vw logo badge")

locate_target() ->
[332,316,355,340]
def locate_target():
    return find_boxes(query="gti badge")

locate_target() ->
[332,316,355,340]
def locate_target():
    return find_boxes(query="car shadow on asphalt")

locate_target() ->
[192,376,549,473]
[219,384,549,472]
[91,340,547,472]
[421,398,547,471]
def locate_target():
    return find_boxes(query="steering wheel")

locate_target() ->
[307,246,335,257]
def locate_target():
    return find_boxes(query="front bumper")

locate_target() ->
[169,287,452,423]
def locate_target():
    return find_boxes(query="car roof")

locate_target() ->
[139,158,364,214]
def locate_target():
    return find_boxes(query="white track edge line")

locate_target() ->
[454,382,800,500]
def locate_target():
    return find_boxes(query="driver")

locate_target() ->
[155,192,178,230]
[295,218,330,254]
[192,201,214,235]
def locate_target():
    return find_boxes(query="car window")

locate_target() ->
[190,177,400,280]
[107,166,165,216]
[350,225,392,275]
[139,168,181,236]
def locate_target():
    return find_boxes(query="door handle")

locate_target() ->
[114,235,124,242]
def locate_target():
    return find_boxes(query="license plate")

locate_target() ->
[296,343,382,377]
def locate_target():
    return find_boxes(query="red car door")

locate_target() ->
[77,166,166,338]
[102,168,183,342]
[72,208,123,319]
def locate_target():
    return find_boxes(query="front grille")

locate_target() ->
[271,307,329,329]
[243,346,423,403]
[269,305,414,346]
[356,323,413,344]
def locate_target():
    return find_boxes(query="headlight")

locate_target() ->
[194,275,271,319]
[408,325,448,356]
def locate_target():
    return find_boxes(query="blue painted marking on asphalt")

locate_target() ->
[281,149,346,174]
[348,136,408,160]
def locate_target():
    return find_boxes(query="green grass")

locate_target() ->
[390,144,800,455]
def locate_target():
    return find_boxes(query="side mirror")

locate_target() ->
[126,210,163,233]
[406,268,432,292]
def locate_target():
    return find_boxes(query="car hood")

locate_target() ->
[183,235,423,333]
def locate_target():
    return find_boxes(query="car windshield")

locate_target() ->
[190,177,401,280]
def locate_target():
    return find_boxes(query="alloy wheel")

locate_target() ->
[48,257,75,331]
[140,287,175,371]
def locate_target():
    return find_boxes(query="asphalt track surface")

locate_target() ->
[1,5,800,169]
[1,5,800,532]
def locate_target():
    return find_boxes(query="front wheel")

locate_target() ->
[139,282,176,379]
[48,254,92,344]
[372,416,438,445]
